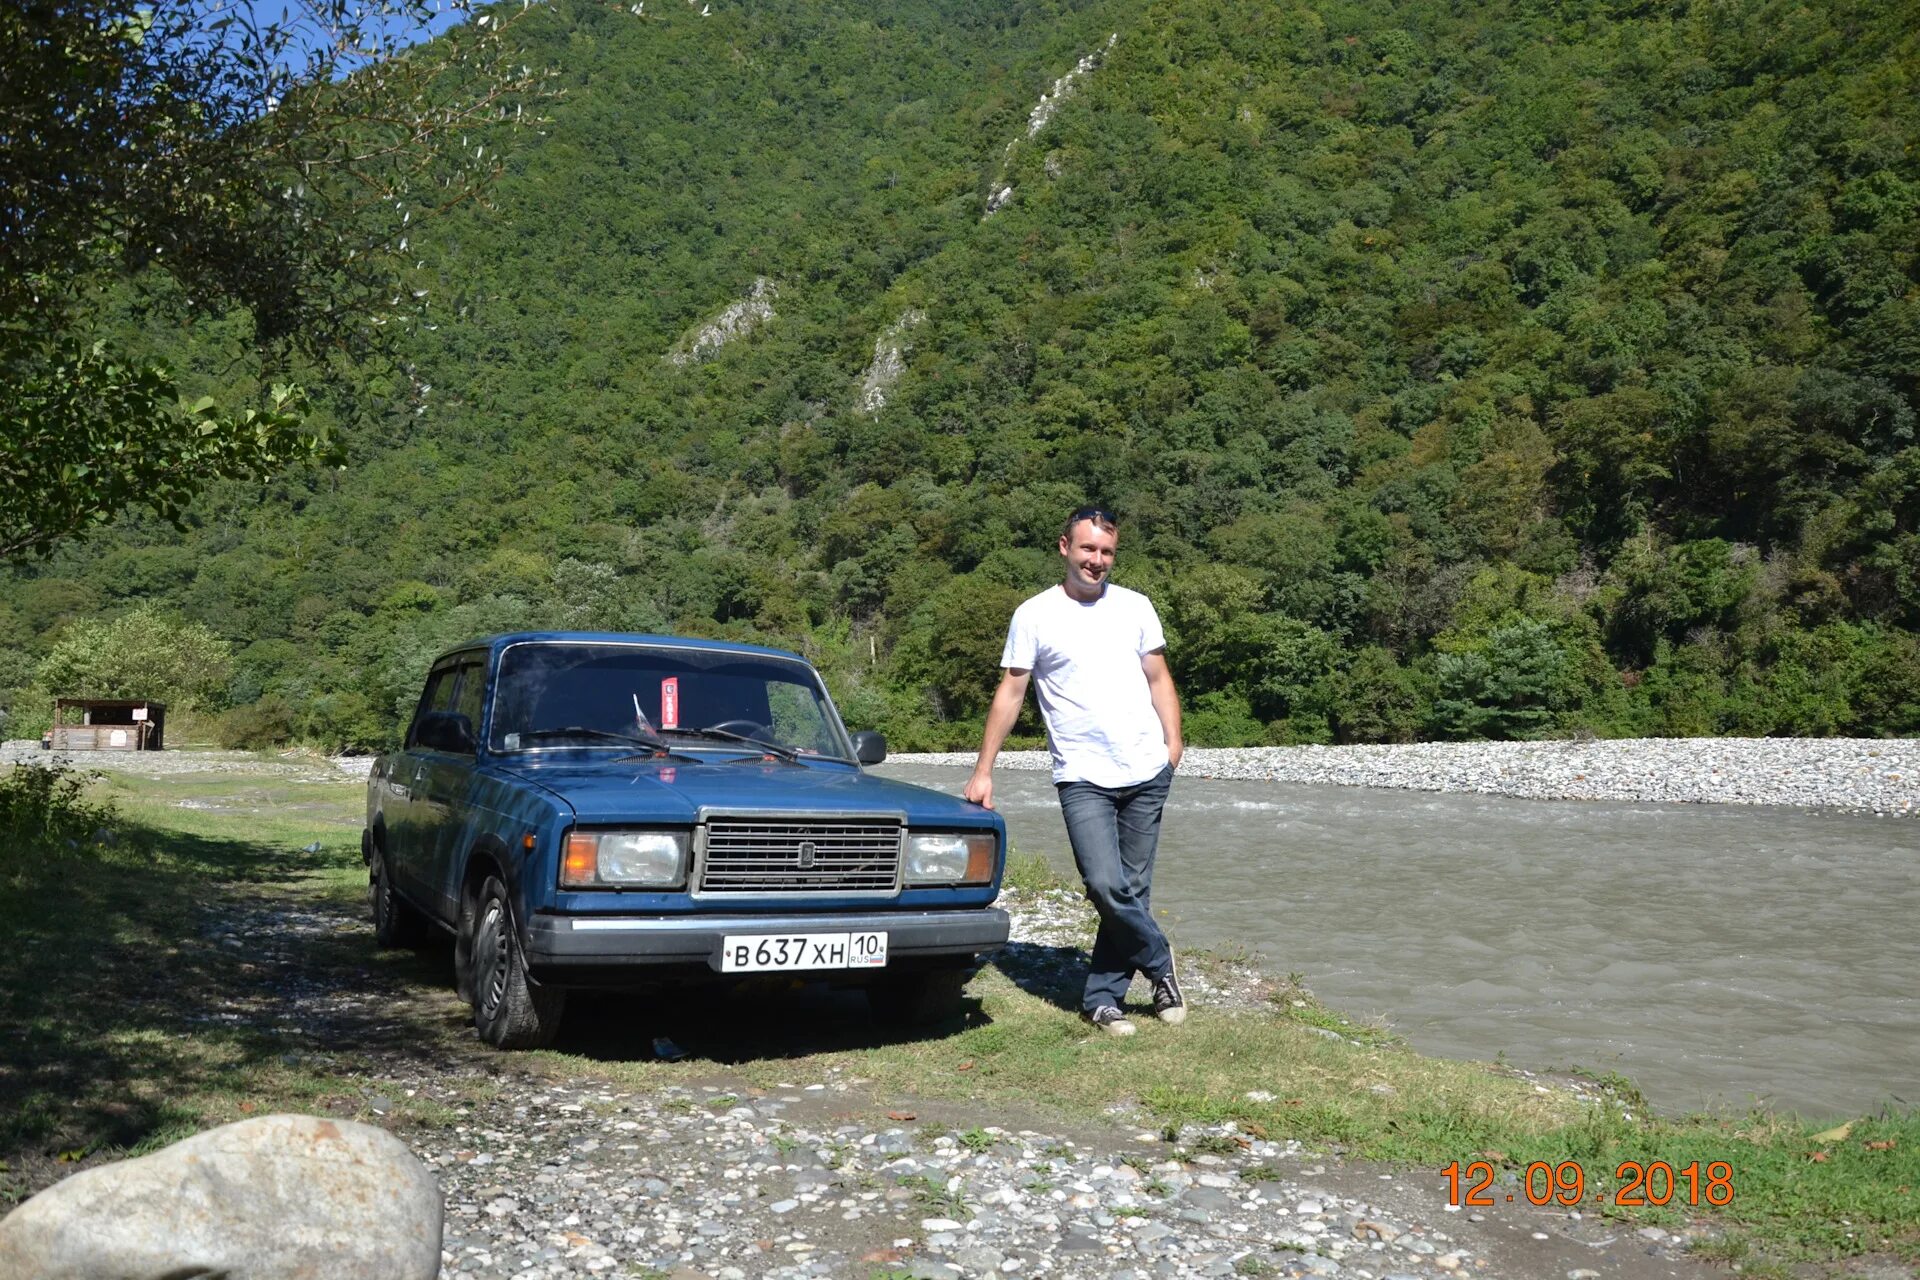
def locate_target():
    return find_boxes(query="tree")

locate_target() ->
[0,0,550,557]
[35,603,233,708]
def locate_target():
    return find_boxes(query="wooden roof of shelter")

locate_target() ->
[53,698,168,709]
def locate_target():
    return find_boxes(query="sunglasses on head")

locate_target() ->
[1069,506,1117,526]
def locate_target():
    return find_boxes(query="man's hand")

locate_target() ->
[1142,651,1183,772]
[965,668,1029,811]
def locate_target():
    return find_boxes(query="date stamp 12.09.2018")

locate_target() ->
[1443,1159,1735,1209]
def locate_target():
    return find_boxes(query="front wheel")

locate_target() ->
[868,967,970,1027]
[467,875,566,1049]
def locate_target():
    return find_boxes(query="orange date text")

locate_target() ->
[1441,1160,1735,1208]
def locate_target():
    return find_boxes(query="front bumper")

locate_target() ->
[524,907,1009,978]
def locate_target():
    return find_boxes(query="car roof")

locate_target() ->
[432,632,810,669]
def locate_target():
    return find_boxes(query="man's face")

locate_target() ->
[1058,519,1117,595]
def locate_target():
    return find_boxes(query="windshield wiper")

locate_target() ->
[515,726,673,754]
[663,727,801,762]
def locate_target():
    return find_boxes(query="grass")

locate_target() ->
[1001,846,1067,893]
[893,1173,969,1218]
[1,755,1915,1275]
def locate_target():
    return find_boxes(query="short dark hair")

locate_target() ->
[1062,505,1117,540]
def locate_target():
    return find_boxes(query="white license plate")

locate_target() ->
[719,931,888,973]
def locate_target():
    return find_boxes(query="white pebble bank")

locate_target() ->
[896,737,1920,815]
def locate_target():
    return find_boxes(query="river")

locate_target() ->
[877,761,1920,1120]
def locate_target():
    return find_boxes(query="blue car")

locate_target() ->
[363,632,1009,1048]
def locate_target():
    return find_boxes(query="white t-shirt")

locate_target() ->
[1001,582,1170,786]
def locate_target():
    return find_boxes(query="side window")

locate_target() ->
[406,665,461,748]
[452,661,486,750]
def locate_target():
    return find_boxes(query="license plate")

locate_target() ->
[719,931,888,973]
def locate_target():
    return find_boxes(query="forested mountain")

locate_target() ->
[5,0,1919,750]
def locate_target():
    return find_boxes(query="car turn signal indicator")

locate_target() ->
[561,832,598,887]
[965,837,995,885]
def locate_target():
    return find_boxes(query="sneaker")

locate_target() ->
[1152,964,1187,1024]
[1084,1005,1137,1036]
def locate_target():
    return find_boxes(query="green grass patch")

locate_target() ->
[1001,847,1067,893]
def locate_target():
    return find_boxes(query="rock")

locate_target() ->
[0,1114,442,1280]
[953,1244,1005,1273]
[1184,1188,1235,1213]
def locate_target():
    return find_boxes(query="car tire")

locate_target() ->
[867,967,970,1027]
[468,874,565,1049]
[453,888,478,1004]
[370,848,430,949]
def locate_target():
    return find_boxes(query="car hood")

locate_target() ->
[494,756,996,827]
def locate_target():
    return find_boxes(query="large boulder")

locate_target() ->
[0,1113,442,1280]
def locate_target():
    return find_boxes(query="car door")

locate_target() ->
[387,661,461,902]
[416,654,487,920]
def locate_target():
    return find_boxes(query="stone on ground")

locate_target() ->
[0,1113,442,1280]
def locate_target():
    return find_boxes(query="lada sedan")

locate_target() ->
[364,632,1009,1047]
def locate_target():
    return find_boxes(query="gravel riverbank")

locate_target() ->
[6,737,1914,814]
[897,737,1920,815]
[212,889,1727,1280]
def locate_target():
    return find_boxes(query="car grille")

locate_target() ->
[698,818,902,893]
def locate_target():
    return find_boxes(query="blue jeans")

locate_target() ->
[1057,764,1174,1013]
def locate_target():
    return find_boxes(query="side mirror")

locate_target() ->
[850,729,887,766]
[415,710,477,755]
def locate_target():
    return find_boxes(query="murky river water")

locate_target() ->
[878,762,1920,1120]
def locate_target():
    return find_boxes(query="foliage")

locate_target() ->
[0,762,116,867]
[214,696,299,750]
[0,350,323,559]
[0,0,550,559]
[2,0,1918,748]
[34,604,233,710]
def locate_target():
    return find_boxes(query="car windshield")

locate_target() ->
[489,642,853,760]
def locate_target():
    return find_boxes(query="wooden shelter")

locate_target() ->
[49,699,166,751]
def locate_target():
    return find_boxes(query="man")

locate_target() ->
[963,506,1185,1035]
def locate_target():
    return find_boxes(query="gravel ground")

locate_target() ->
[0,741,364,782]
[897,737,1920,815]
[203,888,1728,1280]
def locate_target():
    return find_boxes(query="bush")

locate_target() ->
[1184,690,1266,747]
[214,696,297,750]
[1848,626,1920,735]
[1429,617,1573,739]
[35,604,232,712]
[0,762,116,867]
[1328,647,1427,743]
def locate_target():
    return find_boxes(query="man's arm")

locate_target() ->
[1142,650,1183,770]
[962,668,1031,810]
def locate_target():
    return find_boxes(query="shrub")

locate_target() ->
[0,762,116,866]
[35,604,232,711]
[1429,617,1573,739]
[1328,646,1426,743]
[214,696,298,750]
[1184,690,1266,747]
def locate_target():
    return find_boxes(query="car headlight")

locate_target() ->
[561,829,689,888]
[903,831,997,886]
